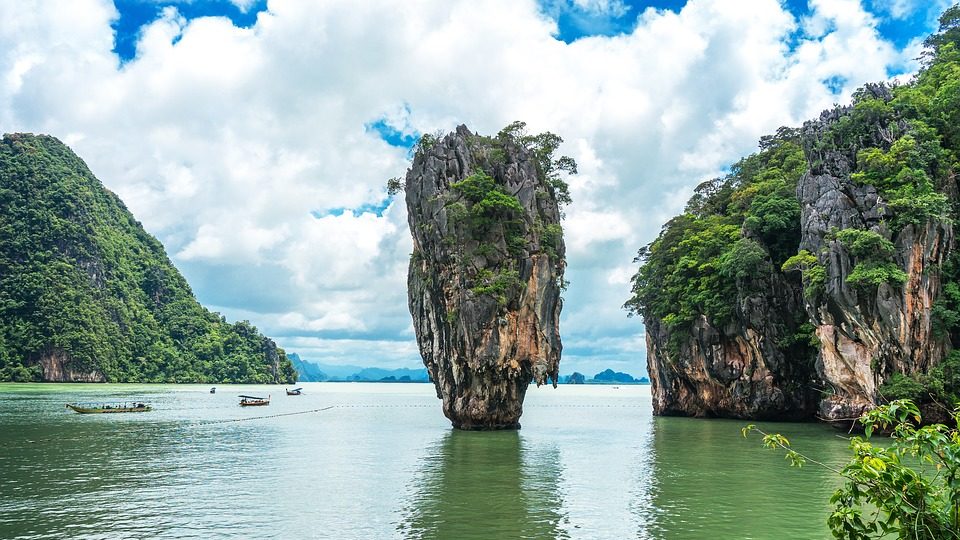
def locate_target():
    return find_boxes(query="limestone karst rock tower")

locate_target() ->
[403,123,572,429]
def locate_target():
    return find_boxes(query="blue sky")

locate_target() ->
[109,1,946,60]
[1,0,953,377]
[543,0,947,48]
[111,0,266,63]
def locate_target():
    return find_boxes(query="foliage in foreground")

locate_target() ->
[744,400,960,539]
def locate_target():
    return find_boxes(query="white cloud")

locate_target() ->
[571,0,629,17]
[0,0,933,374]
[872,0,952,21]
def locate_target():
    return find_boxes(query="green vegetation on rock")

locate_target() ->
[626,6,960,407]
[781,250,825,298]
[624,128,805,335]
[424,122,574,308]
[0,134,295,383]
[830,228,908,289]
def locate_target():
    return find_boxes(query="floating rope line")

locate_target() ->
[2,402,648,447]
[192,405,338,426]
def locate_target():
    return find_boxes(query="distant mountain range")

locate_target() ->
[290,354,648,385]
[289,354,429,382]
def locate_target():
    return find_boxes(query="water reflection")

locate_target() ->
[642,417,851,539]
[0,384,861,539]
[398,430,569,539]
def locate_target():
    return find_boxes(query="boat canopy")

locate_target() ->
[238,395,266,399]
[71,401,145,406]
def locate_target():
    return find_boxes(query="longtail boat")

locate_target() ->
[239,395,270,406]
[66,402,152,414]
[286,388,303,396]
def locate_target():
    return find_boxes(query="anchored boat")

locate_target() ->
[66,402,152,414]
[239,395,270,406]
[286,387,303,396]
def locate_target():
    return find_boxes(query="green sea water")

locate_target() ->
[0,383,852,539]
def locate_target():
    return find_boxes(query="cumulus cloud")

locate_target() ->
[0,0,937,374]
[872,0,952,21]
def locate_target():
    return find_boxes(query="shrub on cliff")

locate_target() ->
[624,129,806,349]
[878,351,960,406]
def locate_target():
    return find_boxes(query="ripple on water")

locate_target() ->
[1,383,849,539]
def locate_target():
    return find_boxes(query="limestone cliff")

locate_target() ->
[632,17,960,422]
[404,124,569,429]
[628,130,821,420]
[646,269,819,420]
[633,86,956,421]
[798,85,954,422]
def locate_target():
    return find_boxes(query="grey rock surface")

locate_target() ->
[404,125,566,429]
[645,255,819,420]
[797,86,953,421]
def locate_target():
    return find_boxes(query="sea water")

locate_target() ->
[0,383,851,539]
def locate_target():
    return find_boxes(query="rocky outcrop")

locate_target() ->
[646,262,819,420]
[405,125,566,430]
[798,88,954,421]
[37,349,106,382]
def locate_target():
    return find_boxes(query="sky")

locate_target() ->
[0,0,953,377]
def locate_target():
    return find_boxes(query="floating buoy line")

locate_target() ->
[192,405,337,426]
[2,401,648,447]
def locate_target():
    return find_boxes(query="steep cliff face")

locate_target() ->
[628,132,820,420]
[646,251,819,419]
[632,20,960,421]
[405,125,567,429]
[37,349,107,382]
[798,86,954,421]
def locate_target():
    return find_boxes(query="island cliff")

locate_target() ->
[0,133,296,383]
[629,130,820,419]
[797,84,954,422]
[403,123,573,429]
[627,14,960,421]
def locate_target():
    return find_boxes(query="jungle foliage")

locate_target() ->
[0,134,296,383]
[746,400,960,539]
[623,127,806,335]
[624,5,960,377]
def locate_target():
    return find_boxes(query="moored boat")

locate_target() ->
[66,402,152,414]
[286,388,303,396]
[239,395,270,406]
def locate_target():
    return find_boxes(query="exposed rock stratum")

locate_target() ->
[798,86,954,422]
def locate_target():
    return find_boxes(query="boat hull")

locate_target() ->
[67,404,152,414]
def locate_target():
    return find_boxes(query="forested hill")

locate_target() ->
[0,133,296,383]
[625,8,960,422]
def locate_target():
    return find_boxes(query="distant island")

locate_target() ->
[558,369,649,385]
[290,354,646,385]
